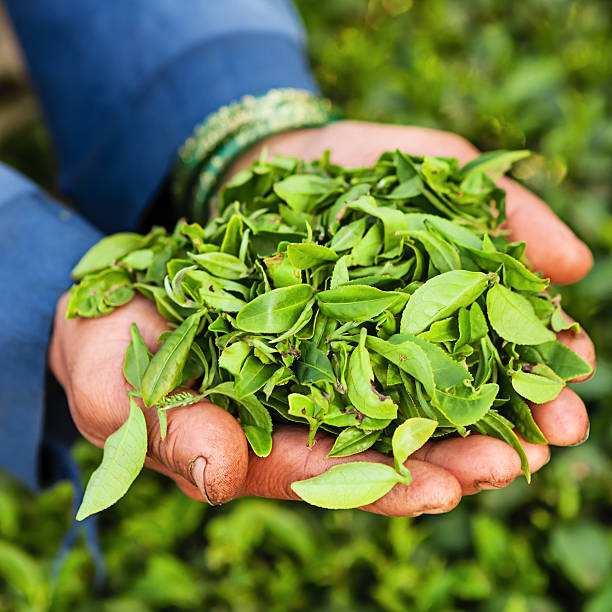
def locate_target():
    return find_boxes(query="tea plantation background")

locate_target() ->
[1,1,612,610]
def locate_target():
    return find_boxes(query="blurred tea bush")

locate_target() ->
[1,0,612,610]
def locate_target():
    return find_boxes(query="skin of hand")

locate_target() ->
[48,121,596,517]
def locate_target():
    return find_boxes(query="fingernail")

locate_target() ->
[190,456,213,505]
[573,425,590,446]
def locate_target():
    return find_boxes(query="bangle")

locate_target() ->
[173,88,336,222]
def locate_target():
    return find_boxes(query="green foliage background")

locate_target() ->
[1,0,612,610]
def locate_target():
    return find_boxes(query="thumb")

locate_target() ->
[143,398,249,504]
[54,292,249,505]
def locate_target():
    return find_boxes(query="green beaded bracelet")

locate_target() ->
[173,89,337,222]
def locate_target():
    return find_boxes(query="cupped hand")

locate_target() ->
[51,120,596,517]
[49,292,462,516]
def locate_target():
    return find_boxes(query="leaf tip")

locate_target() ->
[75,505,92,522]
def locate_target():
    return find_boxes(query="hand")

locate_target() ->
[49,292,462,516]
[50,120,596,518]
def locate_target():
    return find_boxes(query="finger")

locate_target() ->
[62,294,250,504]
[242,427,462,517]
[530,387,589,447]
[412,434,527,495]
[555,312,596,383]
[498,177,593,284]
[144,399,249,505]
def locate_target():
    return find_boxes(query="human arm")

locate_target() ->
[5,1,594,511]
[0,162,102,488]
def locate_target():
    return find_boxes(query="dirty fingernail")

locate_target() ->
[190,456,213,505]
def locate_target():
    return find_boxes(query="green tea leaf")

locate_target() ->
[405,230,461,273]
[235,355,277,399]
[349,222,383,266]
[347,331,398,419]
[72,232,144,279]
[435,382,499,426]
[76,397,147,520]
[518,341,592,381]
[264,252,302,288]
[400,270,490,334]
[487,284,556,345]
[330,256,350,289]
[405,214,483,250]
[141,312,202,407]
[499,375,547,444]
[392,417,437,468]
[296,341,335,384]
[123,323,151,392]
[459,150,531,180]
[317,285,403,322]
[551,306,580,332]
[291,462,404,509]
[390,334,472,388]
[365,336,435,396]
[418,317,460,343]
[66,268,134,318]
[349,195,409,255]
[189,252,249,279]
[511,366,564,403]
[287,243,339,269]
[121,248,153,270]
[236,285,315,333]
[218,341,251,376]
[328,428,382,458]
[469,302,488,342]
[205,382,272,456]
[273,175,339,212]
[474,410,531,481]
[329,218,367,252]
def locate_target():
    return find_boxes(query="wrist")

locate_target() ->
[225,126,324,179]
[172,89,337,222]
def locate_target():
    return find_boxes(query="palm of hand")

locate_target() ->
[49,121,595,516]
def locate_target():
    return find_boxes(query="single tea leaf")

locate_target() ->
[392,417,437,468]
[328,428,381,458]
[291,462,405,509]
[511,366,564,403]
[76,397,147,520]
[347,331,398,419]
[123,323,150,392]
[141,311,202,407]
[400,270,491,334]
[72,232,143,279]
[317,285,403,322]
[236,285,315,333]
[486,283,555,345]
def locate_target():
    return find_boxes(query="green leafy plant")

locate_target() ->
[66,148,590,519]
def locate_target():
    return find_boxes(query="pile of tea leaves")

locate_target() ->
[67,149,591,519]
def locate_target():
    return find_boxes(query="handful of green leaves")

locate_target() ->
[67,148,591,520]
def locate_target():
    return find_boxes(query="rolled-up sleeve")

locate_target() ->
[4,0,317,233]
[0,163,102,488]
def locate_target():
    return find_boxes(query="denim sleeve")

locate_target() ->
[4,0,317,233]
[0,163,102,489]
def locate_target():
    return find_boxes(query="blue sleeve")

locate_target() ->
[0,163,102,489]
[4,0,317,234]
